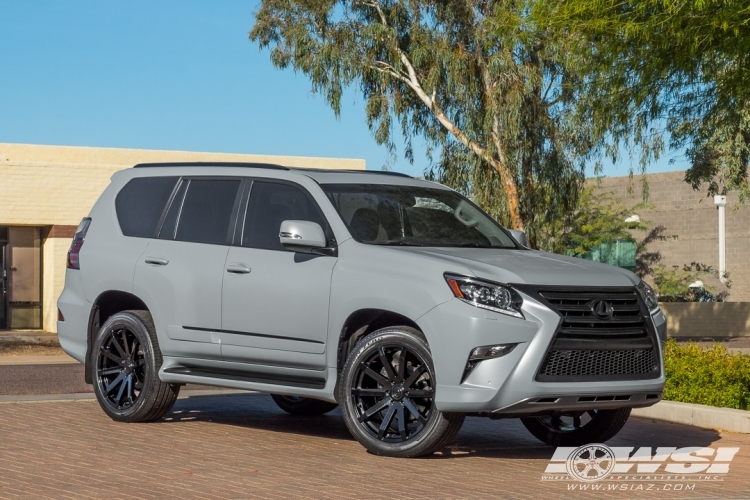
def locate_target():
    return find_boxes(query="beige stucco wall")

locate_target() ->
[0,143,365,332]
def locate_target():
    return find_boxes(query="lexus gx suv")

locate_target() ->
[58,162,667,458]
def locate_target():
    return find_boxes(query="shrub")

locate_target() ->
[663,339,750,410]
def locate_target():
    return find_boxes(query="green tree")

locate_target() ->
[250,1,602,242]
[540,185,648,255]
[541,0,750,201]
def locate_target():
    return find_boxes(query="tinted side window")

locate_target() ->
[175,179,241,245]
[243,181,328,251]
[115,177,178,238]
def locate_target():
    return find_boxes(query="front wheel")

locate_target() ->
[338,327,465,458]
[92,310,179,423]
[521,407,631,447]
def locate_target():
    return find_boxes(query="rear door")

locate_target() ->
[220,179,336,369]
[133,176,244,360]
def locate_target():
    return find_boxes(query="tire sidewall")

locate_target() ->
[92,311,159,421]
[338,327,447,456]
[521,408,632,447]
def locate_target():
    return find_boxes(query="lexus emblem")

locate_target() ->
[590,300,614,320]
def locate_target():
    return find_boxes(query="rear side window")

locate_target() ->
[115,177,178,238]
[175,179,241,245]
[242,181,329,251]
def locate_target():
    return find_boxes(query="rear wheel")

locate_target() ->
[339,327,464,457]
[270,394,338,415]
[521,408,631,447]
[92,310,179,422]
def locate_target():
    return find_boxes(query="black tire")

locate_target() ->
[91,310,179,423]
[338,326,465,458]
[521,407,632,447]
[270,394,339,415]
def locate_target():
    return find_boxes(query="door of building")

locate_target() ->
[0,228,8,329]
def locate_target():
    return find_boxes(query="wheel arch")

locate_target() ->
[85,290,150,383]
[336,308,424,374]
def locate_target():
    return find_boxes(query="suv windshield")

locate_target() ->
[322,184,519,248]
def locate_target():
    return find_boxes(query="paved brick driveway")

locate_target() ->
[1,392,749,499]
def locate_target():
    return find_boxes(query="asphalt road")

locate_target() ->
[0,363,213,395]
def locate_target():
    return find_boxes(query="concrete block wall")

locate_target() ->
[592,172,750,302]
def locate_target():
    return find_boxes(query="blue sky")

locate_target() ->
[0,1,686,177]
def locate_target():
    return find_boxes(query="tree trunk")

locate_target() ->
[488,159,524,231]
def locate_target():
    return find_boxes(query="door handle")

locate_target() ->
[145,257,169,266]
[226,263,251,274]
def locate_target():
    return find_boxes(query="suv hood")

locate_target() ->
[389,247,639,288]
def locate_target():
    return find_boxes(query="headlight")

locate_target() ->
[444,274,524,319]
[637,280,660,313]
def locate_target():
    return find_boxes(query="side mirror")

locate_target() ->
[279,220,328,253]
[507,229,528,247]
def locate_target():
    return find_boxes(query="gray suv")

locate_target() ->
[58,162,667,457]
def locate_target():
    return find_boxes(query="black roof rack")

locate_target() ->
[132,162,414,178]
[291,167,413,179]
[133,161,289,170]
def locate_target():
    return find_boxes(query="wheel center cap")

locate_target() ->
[390,385,405,401]
[122,360,134,374]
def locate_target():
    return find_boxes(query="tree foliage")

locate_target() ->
[542,0,750,202]
[251,0,603,241]
[538,185,648,255]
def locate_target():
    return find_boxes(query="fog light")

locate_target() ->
[469,344,517,361]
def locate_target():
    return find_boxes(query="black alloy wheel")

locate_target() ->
[96,326,146,410]
[339,327,464,457]
[521,407,632,447]
[351,344,434,442]
[91,310,179,423]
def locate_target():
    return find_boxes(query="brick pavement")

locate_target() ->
[1,392,749,499]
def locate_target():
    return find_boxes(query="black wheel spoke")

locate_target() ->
[115,375,128,405]
[403,365,426,388]
[105,371,126,395]
[111,331,127,359]
[397,404,407,441]
[403,397,427,424]
[362,365,392,389]
[377,405,398,440]
[357,397,390,423]
[587,410,598,419]
[100,348,122,364]
[121,330,131,359]
[396,347,407,383]
[98,367,123,376]
[378,347,397,381]
[352,388,387,397]
[406,389,434,398]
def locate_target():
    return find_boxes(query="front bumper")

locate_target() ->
[416,291,666,414]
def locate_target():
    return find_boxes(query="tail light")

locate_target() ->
[67,217,92,269]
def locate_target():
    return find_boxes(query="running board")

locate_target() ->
[163,365,326,389]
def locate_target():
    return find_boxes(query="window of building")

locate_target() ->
[0,227,42,329]
[116,177,179,238]
[175,179,242,245]
[242,181,329,251]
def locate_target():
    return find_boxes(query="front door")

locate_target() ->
[220,180,336,369]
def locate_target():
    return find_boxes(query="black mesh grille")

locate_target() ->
[532,287,660,382]
[540,349,656,377]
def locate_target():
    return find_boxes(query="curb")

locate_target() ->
[632,400,750,434]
